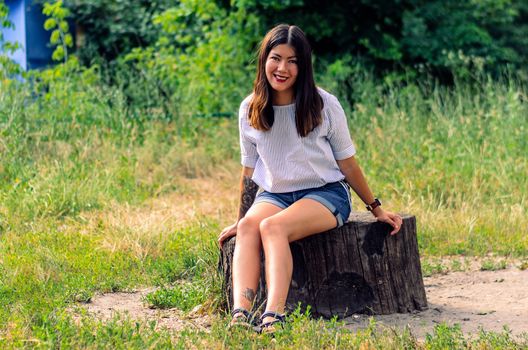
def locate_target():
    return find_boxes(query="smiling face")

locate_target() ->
[265,44,298,105]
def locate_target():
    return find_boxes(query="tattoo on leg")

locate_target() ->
[239,176,258,218]
[242,288,256,303]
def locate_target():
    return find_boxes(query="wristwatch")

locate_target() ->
[366,198,381,211]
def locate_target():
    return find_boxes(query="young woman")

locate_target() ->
[218,24,402,332]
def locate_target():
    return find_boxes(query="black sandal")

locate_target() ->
[255,311,286,334]
[228,307,254,329]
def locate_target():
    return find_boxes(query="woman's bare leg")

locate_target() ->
[259,198,337,322]
[232,202,282,314]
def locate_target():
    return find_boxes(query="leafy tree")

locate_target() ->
[120,0,262,116]
[55,0,528,80]
[0,2,23,79]
[243,0,528,77]
[43,0,74,62]
[66,0,174,64]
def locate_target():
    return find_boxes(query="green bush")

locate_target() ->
[248,0,528,79]
[67,0,173,63]
[121,0,261,117]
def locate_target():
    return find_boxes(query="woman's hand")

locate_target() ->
[372,208,402,235]
[218,221,238,249]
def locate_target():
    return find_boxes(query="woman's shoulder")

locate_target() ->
[316,87,340,107]
[239,94,254,127]
[316,87,341,111]
[240,93,254,110]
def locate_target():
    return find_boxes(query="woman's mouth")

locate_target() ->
[273,74,288,83]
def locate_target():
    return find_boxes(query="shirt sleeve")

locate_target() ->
[239,99,259,168]
[326,95,356,160]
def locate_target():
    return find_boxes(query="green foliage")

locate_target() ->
[29,313,174,348]
[144,284,207,311]
[42,0,73,62]
[400,0,519,78]
[144,229,221,311]
[421,258,449,277]
[32,0,527,81]
[425,323,467,349]
[0,2,23,79]
[0,65,239,226]
[0,3,14,49]
[122,0,261,116]
[252,0,528,79]
[67,0,173,63]
[480,259,508,271]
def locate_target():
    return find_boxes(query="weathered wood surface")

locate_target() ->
[219,212,428,318]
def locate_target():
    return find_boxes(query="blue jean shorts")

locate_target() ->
[253,181,352,227]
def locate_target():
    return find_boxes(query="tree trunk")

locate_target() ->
[219,212,428,318]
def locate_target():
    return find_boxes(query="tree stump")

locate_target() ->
[219,212,428,318]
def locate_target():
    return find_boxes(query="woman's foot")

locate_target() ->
[255,311,286,334]
[228,307,254,329]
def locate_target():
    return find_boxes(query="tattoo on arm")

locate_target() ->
[242,288,256,303]
[238,176,258,219]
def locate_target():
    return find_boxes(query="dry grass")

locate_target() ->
[71,167,239,260]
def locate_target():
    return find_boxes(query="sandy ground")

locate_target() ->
[72,288,212,333]
[344,266,528,340]
[74,266,528,340]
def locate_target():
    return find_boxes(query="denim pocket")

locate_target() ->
[338,180,352,209]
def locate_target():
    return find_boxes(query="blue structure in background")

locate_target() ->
[2,0,54,70]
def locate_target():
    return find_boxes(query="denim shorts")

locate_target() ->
[253,181,352,227]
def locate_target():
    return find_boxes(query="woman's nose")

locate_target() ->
[278,59,287,71]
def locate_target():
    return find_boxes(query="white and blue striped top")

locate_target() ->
[239,87,356,193]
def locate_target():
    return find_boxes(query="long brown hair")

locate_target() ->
[248,24,323,137]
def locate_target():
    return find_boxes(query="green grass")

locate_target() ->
[1,63,527,347]
[480,259,508,271]
[420,258,449,277]
[6,310,525,349]
[345,75,528,257]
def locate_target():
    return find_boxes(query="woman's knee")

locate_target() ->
[236,216,261,240]
[259,217,288,240]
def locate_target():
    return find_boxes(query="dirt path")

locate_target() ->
[73,288,212,332]
[76,266,528,340]
[344,266,528,339]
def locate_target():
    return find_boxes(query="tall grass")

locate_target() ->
[0,61,239,229]
[0,62,527,346]
[319,66,527,256]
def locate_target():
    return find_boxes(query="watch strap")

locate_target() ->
[366,198,381,211]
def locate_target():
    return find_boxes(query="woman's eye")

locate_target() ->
[272,57,279,61]
[289,60,297,64]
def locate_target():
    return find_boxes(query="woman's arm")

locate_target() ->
[337,156,402,235]
[218,166,256,247]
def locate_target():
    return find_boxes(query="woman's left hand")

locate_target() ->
[372,208,402,235]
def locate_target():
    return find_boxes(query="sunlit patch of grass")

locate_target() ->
[345,74,527,258]
[76,174,239,261]
[0,219,224,343]
[143,283,208,311]
[406,202,528,257]
[421,258,449,277]
[421,255,523,276]
[480,259,508,271]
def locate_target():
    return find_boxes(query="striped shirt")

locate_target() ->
[239,87,356,193]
